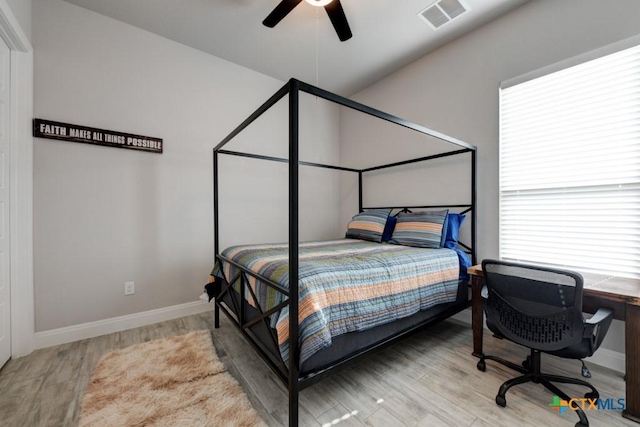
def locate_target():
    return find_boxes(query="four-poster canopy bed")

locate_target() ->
[208,78,477,427]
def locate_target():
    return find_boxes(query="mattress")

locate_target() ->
[213,238,462,365]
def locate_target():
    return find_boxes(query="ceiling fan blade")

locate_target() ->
[263,0,304,28]
[324,0,352,41]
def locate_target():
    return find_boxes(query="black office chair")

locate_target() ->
[477,259,613,427]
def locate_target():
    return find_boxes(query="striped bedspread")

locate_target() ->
[213,239,460,365]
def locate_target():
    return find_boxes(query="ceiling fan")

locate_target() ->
[263,0,353,42]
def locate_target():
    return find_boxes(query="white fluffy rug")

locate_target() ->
[79,330,266,427]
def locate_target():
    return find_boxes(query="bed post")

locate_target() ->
[471,149,477,265]
[213,149,220,328]
[288,78,300,427]
[358,171,363,212]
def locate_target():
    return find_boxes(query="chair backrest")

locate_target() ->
[482,259,585,352]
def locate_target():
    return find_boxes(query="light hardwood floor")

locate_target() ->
[0,311,635,427]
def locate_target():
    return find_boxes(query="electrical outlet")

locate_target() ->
[124,281,135,296]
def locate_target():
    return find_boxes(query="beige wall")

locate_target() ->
[6,0,30,40]
[32,0,341,332]
[344,0,640,357]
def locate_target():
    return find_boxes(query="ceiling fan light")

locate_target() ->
[305,0,333,7]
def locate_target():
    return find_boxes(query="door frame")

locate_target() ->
[0,1,34,358]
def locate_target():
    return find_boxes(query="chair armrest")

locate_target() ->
[586,308,614,326]
[585,308,614,353]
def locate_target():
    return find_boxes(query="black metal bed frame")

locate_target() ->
[212,78,477,427]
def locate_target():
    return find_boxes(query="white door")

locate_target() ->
[0,35,10,368]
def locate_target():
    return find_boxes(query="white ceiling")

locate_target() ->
[62,0,531,95]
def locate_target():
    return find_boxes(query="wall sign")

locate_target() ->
[33,119,163,154]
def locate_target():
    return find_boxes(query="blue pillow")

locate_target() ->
[382,215,397,242]
[444,213,466,249]
[452,247,471,280]
[440,213,449,248]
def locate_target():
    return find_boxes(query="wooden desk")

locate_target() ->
[468,264,640,423]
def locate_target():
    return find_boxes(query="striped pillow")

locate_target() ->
[345,209,391,243]
[389,210,449,248]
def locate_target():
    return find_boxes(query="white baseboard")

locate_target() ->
[449,308,625,374]
[34,300,213,349]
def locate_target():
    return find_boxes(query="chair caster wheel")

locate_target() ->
[477,360,486,372]
[496,395,506,407]
[575,422,588,427]
[584,391,598,400]
[522,356,531,370]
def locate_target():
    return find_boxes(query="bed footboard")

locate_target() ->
[211,271,470,387]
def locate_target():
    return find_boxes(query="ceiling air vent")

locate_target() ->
[418,0,469,30]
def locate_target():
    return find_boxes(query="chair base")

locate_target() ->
[478,349,596,427]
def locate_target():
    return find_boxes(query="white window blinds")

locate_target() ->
[499,44,640,279]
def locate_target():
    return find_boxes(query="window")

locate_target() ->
[499,42,640,279]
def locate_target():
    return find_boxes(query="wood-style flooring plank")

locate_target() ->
[23,380,77,427]
[41,340,88,388]
[314,372,384,423]
[9,346,57,383]
[0,376,45,427]
[0,368,14,394]
[416,413,455,427]
[317,403,364,427]
[364,406,406,427]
